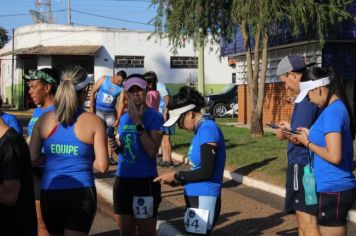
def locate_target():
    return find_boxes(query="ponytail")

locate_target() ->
[54,65,88,126]
[54,80,79,126]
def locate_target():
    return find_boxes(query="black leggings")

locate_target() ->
[40,186,97,234]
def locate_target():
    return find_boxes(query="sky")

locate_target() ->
[0,0,158,36]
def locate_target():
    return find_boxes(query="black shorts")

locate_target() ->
[32,167,44,200]
[184,195,221,235]
[285,163,317,215]
[317,188,356,226]
[113,176,161,218]
[40,186,97,234]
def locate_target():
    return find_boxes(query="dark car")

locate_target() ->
[205,84,238,118]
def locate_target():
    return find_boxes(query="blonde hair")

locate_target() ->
[54,65,87,126]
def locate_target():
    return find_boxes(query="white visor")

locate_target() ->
[163,104,196,127]
[295,77,330,103]
[74,77,92,91]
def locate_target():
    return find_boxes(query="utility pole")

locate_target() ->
[67,0,72,25]
[11,28,14,107]
[197,29,205,96]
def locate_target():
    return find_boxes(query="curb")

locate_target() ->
[171,152,356,223]
[95,179,182,236]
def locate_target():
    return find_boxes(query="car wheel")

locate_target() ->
[213,103,227,117]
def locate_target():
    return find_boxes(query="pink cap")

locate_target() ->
[123,77,147,91]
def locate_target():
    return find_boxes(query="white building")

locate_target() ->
[0,23,233,109]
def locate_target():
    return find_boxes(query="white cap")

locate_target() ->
[295,77,330,103]
[163,104,196,127]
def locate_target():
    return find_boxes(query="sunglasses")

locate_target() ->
[178,112,188,129]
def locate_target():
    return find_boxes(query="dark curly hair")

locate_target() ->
[168,86,205,112]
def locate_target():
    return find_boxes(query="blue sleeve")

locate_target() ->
[198,122,219,145]
[11,117,23,135]
[157,83,169,98]
[145,111,164,132]
[323,105,344,134]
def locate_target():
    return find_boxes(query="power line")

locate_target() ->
[0,9,66,18]
[71,9,153,26]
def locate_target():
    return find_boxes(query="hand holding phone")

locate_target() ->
[266,123,280,129]
[282,129,300,135]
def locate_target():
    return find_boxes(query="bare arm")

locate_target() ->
[293,128,342,165]
[163,95,169,121]
[114,91,125,127]
[93,117,109,172]
[29,121,44,165]
[139,130,163,158]
[89,76,106,113]
[0,179,20,206]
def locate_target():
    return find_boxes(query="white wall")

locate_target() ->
[1,24,231,84]
[0,24,233,104]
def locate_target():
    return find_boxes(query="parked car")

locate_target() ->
[205,84,238,118]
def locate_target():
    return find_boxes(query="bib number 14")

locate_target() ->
[184,208,209,234]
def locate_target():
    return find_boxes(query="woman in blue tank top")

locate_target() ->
[110,74,163,236]
[154,86,226,236]
[29,65,109,236]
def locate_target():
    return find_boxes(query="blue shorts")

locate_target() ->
[284,163,317,215]
[317,188,356,226]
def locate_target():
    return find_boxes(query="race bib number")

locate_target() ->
[184,208,209,234]
[102,93,114,104]
[133,196,154,219]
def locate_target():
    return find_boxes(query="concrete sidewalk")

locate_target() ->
[170,152,356,224]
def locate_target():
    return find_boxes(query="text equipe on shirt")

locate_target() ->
[50,144,79,155]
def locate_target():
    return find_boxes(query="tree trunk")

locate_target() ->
[240,21,257,134]
[252,32,268,137]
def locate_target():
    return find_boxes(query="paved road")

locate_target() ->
[4,108,356,235]
[93,164,356,236]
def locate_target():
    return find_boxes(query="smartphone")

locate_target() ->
[266,123,280,129]
[107,127,115,138]
[282,129,299,135]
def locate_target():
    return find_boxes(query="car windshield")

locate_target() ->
[219,84,236,94]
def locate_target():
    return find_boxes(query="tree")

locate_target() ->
[0,27,9,49]
[150,0,353,137]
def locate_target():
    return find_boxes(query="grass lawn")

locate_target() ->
[171,118,289,186]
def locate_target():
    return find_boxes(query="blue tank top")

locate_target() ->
[42,109,95,190]
[95,76,122,112]
[28,105,55,137]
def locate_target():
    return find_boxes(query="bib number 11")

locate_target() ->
[133,196,153,219]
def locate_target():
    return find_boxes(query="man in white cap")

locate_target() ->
[275,55,320,235]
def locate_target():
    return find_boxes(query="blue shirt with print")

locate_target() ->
[184,119,226,197]
[288,97,319,164]
[28,105,55,137]
[0,112,23,135]
[96,76,122,112]
[309,100,356,192]
[42,108,95,189]
[116,108,164,178]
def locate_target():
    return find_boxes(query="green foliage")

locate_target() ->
[171,123,288,185]
[150,0,353,50]
[0,27,9,49]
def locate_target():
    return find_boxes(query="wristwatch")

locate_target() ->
[136,124,145,136]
